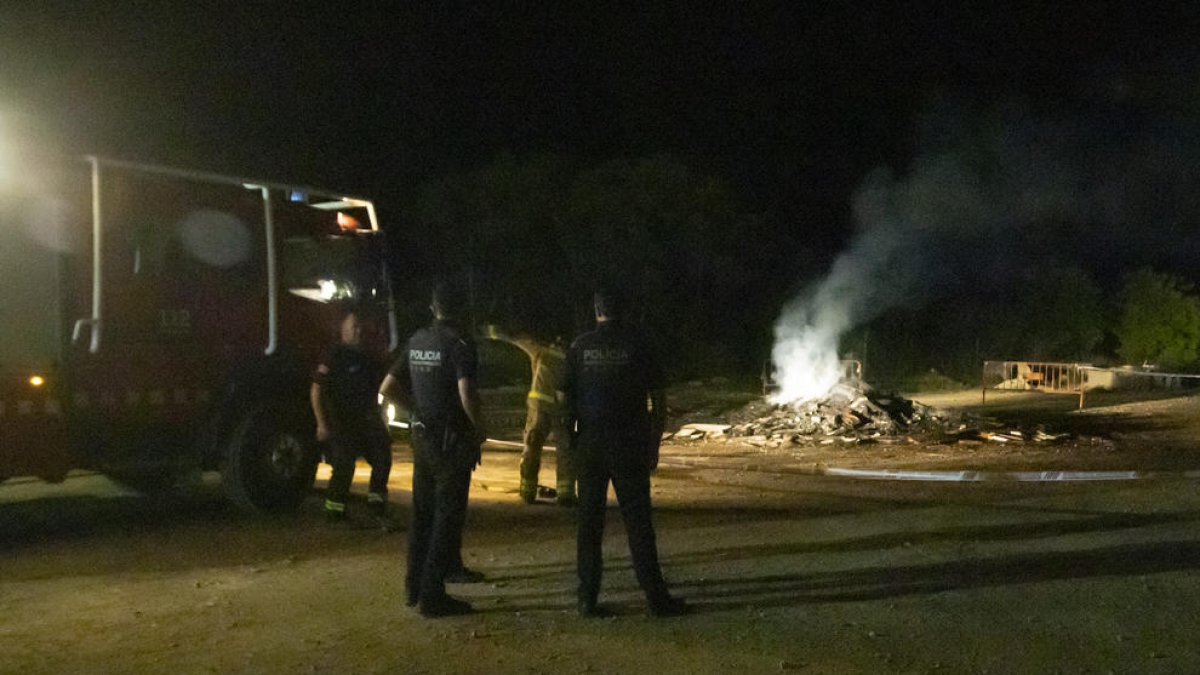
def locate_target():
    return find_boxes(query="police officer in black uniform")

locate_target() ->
[311,308,393,523]
[379,283,486,617]
[562,285,688,618]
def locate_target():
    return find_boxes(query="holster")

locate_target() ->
[412,418,480,469]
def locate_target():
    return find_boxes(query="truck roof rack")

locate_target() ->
[86,156,374,207]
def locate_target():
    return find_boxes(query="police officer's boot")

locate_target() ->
[647,593,689,618]
[577,589,612,618]
[577,598,611,618]
[444,566,485,583]
[419,594,474,618]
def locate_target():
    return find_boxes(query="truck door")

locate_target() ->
[66,161,268,475]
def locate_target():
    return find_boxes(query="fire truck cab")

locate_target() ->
[0,156,397,511]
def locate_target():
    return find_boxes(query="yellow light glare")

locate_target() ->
[29,375,45,387]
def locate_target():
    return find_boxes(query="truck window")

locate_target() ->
[282,232,386,304]
[100,170,265,346]
[128,209,256,279]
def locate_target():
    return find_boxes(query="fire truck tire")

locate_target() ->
[223,404,318,512]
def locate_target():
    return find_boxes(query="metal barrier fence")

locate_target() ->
[981,360,1089,408]
[982,361,1200,409]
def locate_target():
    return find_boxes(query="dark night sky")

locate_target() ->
[3,2,1199,256]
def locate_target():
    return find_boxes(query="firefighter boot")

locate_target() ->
[555,479,577,508]
[367,492,396,532]
[519,446,541,504]
[323,499,348,523]
[518,479,538,504]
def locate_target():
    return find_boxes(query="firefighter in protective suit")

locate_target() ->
[485,325,575,506]
[562,286,687,618]
[379,283,486,617]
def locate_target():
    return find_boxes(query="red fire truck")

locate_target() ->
[0,155,397,511]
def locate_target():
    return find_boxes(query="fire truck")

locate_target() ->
[0,155,397,511]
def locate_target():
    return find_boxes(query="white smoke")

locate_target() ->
[769,115,1077,405]
[770,318,841,404]
[769,195,920,404]
[765,95,1200,405]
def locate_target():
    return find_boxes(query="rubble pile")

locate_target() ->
[725,380,943,445]
[664,379,1075,449]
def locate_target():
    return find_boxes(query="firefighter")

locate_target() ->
[379,282,486,617]
[562,285,688,618]
[485,325,575,506]
[311,308,393,526]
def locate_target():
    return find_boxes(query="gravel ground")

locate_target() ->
[4,389,1200,674]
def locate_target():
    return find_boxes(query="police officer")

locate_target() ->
[311,308,393,524]
[562,286,688,618]
[379,282,485,617]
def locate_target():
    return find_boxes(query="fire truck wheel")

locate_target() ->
[223,404,318,512]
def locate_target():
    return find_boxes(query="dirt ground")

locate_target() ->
[4,389,1200,674]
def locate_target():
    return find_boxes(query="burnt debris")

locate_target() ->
[728,381,938,444]
[665,379,1071,448]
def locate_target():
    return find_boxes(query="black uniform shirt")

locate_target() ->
[314,345,385,424]
[563,320,664,441]
[390,320,478,426]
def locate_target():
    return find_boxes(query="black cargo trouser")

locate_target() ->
[576,440,669,606]
[406,422,476,601]
[326,417,393,507]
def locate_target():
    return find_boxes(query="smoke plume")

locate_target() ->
[770,100,1200,404]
